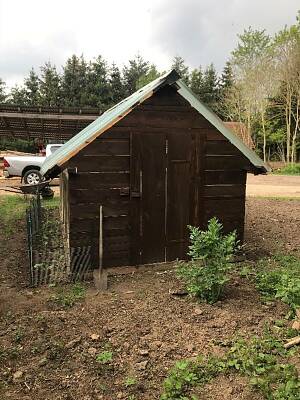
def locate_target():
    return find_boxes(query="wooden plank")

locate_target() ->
[69,188,127,204]
[203,184,246,197]
[70,202,129,220]
[204,170,247,185]
[203,198,245,215]
[139,133,166,264]
[205,155,249,170]
[205,129,228,141]
[166,132,191,261]
[206,140,240,155]
[119,110,210,129]
[81,139,130,156]
[130,131,142,265]
[69,155,130,172]
[69,172,130,189]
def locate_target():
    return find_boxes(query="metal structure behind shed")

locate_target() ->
[0,104,102,142]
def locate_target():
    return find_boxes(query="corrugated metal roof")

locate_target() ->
[41,69,270,177]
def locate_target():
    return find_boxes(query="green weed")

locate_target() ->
[177,218,239,303]
[124,376,137,387]
[160,330,300,400]
[96,351,113,365]
[50,283,86,308]
[255,254,300,315]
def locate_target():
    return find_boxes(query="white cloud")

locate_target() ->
[0,0,299,86]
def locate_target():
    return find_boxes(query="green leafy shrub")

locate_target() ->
[274,164,300,176]
[256,255,300,314]
[0,138,37,153]
[177,218,238,303]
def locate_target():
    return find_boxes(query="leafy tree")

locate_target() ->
[123,55,149,95]
[39,62,61,106]
[24,68,41,105]
[0,78,6,102]
[171,56,189,83]
[9,86,28,105]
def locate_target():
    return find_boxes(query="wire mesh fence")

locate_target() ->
[26,195,70,286]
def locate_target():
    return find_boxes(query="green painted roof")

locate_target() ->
[41,69,270,177]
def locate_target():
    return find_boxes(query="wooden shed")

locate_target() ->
[41,70,269,271]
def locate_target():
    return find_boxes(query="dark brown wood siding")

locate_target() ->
[66,85,249,269]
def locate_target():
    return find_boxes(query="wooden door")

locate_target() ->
[130,132,192,265]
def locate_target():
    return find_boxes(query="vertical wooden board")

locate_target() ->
[136,132,166,264]
[130,132,142,265]
[166,132,192,261]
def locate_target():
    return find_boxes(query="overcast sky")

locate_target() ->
[0,0,299,87]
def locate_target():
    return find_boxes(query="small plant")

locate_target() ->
[13,328,24,343]
[50,283,86,308]
[96,351,113,365]
[124,376,137,387]
[177,218,238,303]
[255,254,300,315]
[160,329,300,400]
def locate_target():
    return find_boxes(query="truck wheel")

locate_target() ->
[23,169,42,185]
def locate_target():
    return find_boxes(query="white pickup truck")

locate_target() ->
[3,144,63,184]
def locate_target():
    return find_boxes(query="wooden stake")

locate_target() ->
[93,205,107,291]
[283,336,300,349]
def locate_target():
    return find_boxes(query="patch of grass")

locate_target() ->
[0,196,28,238]
[13,327,24,343]
[42,196,59,208]
[273,163,300,175]
[49,283,86,308]
[124,376,137,387]
[160,328,300,400]
[96,351,113,365]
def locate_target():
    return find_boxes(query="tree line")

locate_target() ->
[0,12,299,162]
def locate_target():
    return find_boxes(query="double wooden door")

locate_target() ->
[130,132,196,265]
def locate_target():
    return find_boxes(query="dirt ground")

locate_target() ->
[246,174,300,198]
[0,194,300,398]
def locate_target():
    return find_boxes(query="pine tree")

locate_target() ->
[123,55,149,95]
[219,61,234,90]
[40,62,61,106]
[24,68,41,105]
[136,64,161,89]
[85,55,110,108]
[201,64,219,110]
[171,56,189,83]
[189,67,204,98]
[61,55,88,107]
[0,79,6,103]
[109,63,125,105]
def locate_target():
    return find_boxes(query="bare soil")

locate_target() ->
[246,174,300,198]
[0,197,299,399]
